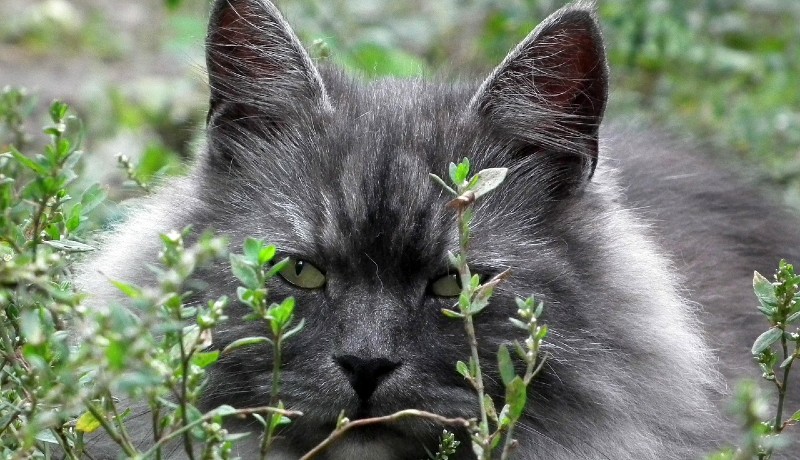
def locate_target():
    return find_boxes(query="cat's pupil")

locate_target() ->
[294,260,305,276]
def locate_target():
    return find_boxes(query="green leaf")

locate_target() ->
[192,351,220,369]
[786,311,800,324]
[428,173,457,195]
[752,328,783,355]
[106,339,127,371]
[268,297,295,332]
[283,318,306,340]
[80,183,106,213]
[110,280,142,299]
[243,238,263,265]
[779,355,794,368]
[258,245,277,265]
[791,410,800,422]
[20,309,44,345]
[35,430,59,444]
[76,412,102,433]
[448,162,458,184]
[456,360,469,379]
[498,344,515,386]
[441,308,463,319]
[44,239,95,252]
[471,168,508,198]
[222,336,271,355]
[484,394,497,422]
[455,158,470,184]
[230,253,260,289]
[458,292,470,312]
[753,271,778,313]
[508,317,528,330]
[505,376,527,420]
[214,405,238,417]
[49,100,68,123]
[266,256,290,278]
[9,146,44,174]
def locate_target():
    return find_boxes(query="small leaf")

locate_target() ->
[429,173,457,195]
[192,351,220,369]
[780,355,794,368]
[80,183,106,213]
[259,245,277,265]
[222,336,271,355]
[508,317,528,330]
[9,146,44,174]
[110,280,142,299]
[455,158,470,184]
[752,328,783,355]
[786,311,800,324]
[106,340,127,371]
[266,257,290,278]
[498,344,515,386]
[268,297,295,332]
[35,430,59,444]
[456,360,469,379]
[76,412,102,433]
[243,238,263,264]
[471,168,508,198]
[791,410,800,422]
[230,253,260,289]
[484,394,497,422]
[441,308,463,319]
[44,239,95,252]
[214,405,239,417]
[448,162,458,184]
[505,376,527,420]
[753,271,778,313]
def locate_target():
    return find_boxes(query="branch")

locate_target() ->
[299,410,471,460]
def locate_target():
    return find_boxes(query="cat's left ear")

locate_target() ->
[206,0,330,122]
[470,2,608,189]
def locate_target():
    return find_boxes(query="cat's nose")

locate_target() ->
[334,354,401,401]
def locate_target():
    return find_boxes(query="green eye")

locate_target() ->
[279,259,326,289]
[430,273,462,297]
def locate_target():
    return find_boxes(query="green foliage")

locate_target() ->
[710,261,799,459]
[0,97,102,457]
[432,160,547,459]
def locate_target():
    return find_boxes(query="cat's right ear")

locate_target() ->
[469,2,608,197]
[206,0,330,124]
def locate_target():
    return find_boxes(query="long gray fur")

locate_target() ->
[76,0,800,458]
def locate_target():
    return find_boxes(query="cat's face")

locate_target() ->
[194,0,607,456]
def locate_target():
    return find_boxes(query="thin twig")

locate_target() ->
[299,410,471,460]
[141,405,301,458]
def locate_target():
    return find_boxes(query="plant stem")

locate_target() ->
[774,334,796,433]
[141,406,301,458]
[83,400,138,457]
[500,424,516,459]
[456,206,489,454]
[176,321,196,460]
[260,331,284,458]
[299,410,470,460]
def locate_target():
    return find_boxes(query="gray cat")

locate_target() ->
[77,0,800,458]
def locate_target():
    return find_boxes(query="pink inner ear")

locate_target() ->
[209,3,285,80]
[530,26,604,115]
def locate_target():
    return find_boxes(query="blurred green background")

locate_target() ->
[1,0,799,210]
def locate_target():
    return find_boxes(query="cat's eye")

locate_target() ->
[279,258,326,289]
[429,273,462,297]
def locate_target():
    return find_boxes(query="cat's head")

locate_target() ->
[196,0,611,456]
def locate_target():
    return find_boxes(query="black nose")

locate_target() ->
[334,354,401,401]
